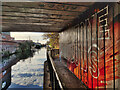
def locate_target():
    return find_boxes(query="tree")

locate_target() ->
[18,40,34,52]
[43,33,59,49]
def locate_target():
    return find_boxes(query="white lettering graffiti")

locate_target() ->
[98,5,110,40]
[70,6,110,78]
[88,44,100,78]
[78,6,109,78]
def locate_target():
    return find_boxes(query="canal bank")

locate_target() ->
[8,48,46,89]
[44,49,86,90]
[1,48,47,90]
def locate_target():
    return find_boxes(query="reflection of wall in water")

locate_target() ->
[0,67,11,90]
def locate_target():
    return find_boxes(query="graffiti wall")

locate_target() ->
[59,3,120,89]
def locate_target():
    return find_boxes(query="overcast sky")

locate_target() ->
[10,32,48,44]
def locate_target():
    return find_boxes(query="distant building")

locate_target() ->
[15,40,33,43]
[1,32,10,36]
[0,32,19,57]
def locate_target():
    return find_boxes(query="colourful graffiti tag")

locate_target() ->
[60,3,120,88]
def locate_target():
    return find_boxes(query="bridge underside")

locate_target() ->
[2,2,94,32]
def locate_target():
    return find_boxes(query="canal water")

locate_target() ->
[5,47,47,89]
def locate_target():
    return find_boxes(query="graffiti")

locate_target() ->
[98,6,110,40]
[39,3,78,11]
[60,3,120,89]
[88,44,100,79]
[74,6,110,79]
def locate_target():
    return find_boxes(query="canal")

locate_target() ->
[1,47,47,89]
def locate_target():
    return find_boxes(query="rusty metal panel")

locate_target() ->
[59,3,120,89]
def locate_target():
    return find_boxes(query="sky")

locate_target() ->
[10,32,48,44]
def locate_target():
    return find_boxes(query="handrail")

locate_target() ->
[48,51,63,90]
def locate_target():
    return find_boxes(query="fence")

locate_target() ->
[47,49,62,90]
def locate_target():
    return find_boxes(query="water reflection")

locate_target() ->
[0,67,11,90]
[1,47,46,89]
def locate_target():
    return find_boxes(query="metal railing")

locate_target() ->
[47,49,63,90]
